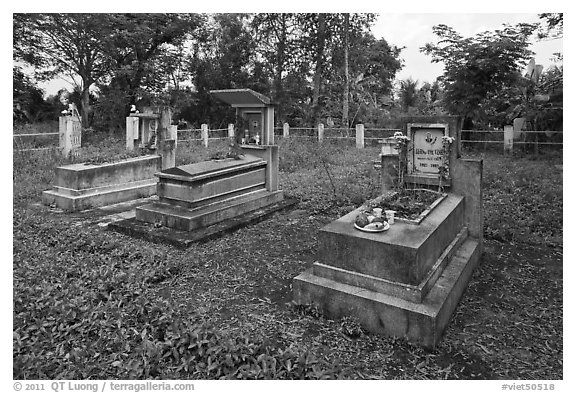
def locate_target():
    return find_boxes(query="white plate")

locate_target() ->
[354,221,390,232]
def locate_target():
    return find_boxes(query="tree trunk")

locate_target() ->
[81,84,90,128]
[311,13,326,126]
[342,13,350,130]
[274,16,286,125]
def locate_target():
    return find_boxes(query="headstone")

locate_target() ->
[513,117,526,141]
[407,123,449,175]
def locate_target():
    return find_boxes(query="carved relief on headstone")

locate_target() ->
[407,124,449,175]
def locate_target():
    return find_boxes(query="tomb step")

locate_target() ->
[52,178,158,197]
[159,184,266,210]
[42,178,158,212]
[136,189,284,231]
[293,237,482,348]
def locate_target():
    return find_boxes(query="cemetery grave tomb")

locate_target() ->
[293,116,483,347]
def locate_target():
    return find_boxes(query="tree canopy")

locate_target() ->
[421,23,539,126]
[14,12,405,130]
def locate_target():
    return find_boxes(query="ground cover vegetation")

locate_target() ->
[13,137,562,379]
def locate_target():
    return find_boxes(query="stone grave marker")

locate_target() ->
[293,116,483,347]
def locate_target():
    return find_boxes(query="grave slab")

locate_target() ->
[42,155,161,211]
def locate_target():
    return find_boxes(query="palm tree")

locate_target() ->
[398,78,419,111]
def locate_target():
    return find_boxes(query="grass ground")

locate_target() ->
[12,134,563,379]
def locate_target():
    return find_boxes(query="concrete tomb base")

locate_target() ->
[42,155,161,212]
[293,117,483,347]
[135,148,284,231]
[107,146,287,244]
[293,199,482,347]
[292,198,482,348]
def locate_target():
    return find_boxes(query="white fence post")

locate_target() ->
[201,124,209,147]
[504,125,513,153]
[126,116,139,151]
[59,116,66,154]
[169,125,178,149]
[318,123,324,143]
[59,116,82,157]
[356,124,365,148]
[228,123,235,140]
[283,123,290,138]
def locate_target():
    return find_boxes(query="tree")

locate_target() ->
[398,78,419,110]
[421,23,538,126]
[14,14,116,126]
[342,13,350,128]
[537,13,563,39]
[106,13,204,105]
[13,67,55,123]
[310,13,327,126]
[252,13,304,123]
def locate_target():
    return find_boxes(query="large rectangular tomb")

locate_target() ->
[42,155,161,212]
[135,151,283,232]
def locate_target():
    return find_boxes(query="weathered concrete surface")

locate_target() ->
[136,189,284,231]
[160,154,264,179]
[42,155,161,211]
[452,158,483,242]
[110,198,297,247]
[312,226,469,303]
[42,179,157,212]
[239,145,280,192]
[380,154,397,194]
[293,237,482,348]
[157,167,266,208]
[318,194,464,285]
[54,155,161,190]
[137,150,283,232]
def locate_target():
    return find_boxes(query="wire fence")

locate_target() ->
[13,132,60,153]
[461,129,563,152]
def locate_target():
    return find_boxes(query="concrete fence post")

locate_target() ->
[318,123,324,143]
[59,116,81,158]
[228,123,235,140]
[201,124,209,147]
[169,125,178,149]
[283,123,290,138]
[504,125,513,154]
[356,124,365,148]
[59,116,66,154]
[126,116,139,151]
